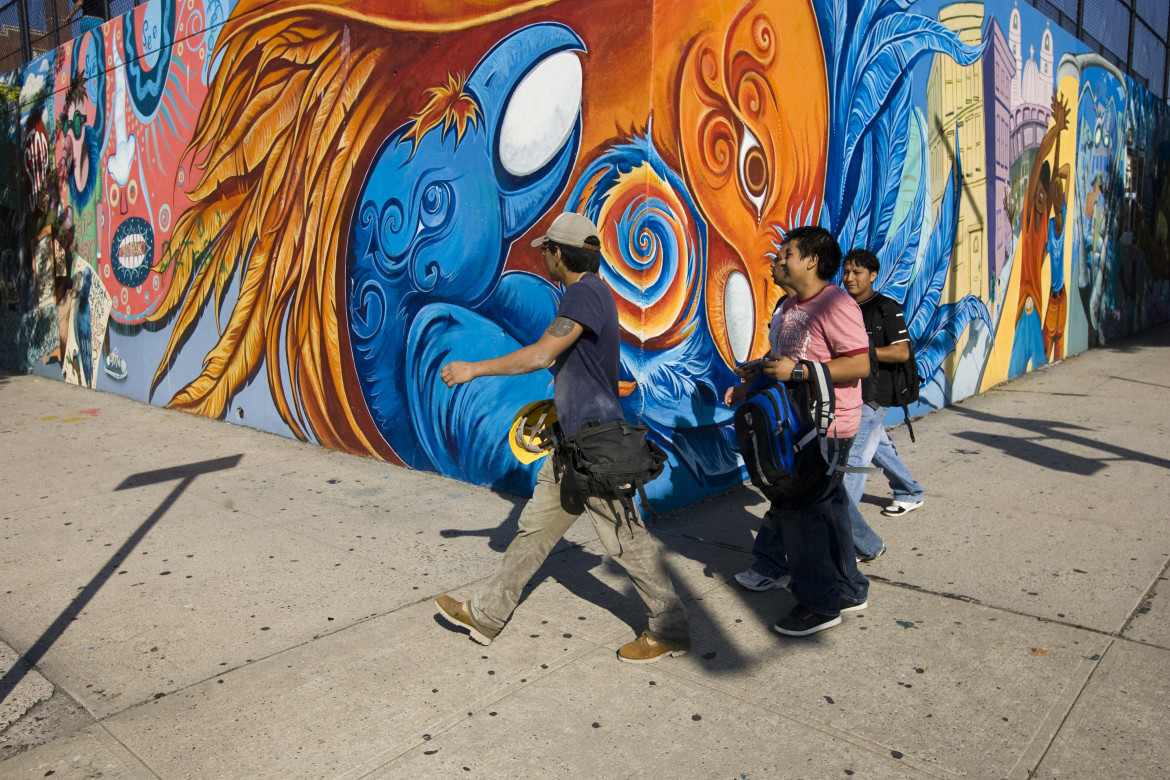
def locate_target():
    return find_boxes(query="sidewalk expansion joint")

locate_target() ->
[869,574,1167,647]
[1118,555,1170,638]
[676,533,750,552]
[1106,375,1170,391]
[993,388,1095,397]
[1010,638,1116,779]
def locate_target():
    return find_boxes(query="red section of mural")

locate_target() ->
[100,3,208,325]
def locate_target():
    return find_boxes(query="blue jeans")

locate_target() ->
[845,405,924,502]
[871,425,924,503]
[751,438,868,616]
[842,404,886,559]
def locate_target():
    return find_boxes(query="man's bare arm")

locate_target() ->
[875,341,911,363]
[824,352,872,383]
[441,318,584,386]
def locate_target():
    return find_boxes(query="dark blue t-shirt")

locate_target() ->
[553,273,624,436]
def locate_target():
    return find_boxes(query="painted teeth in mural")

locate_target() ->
[111,216,154,288]
[1,0,1167,511]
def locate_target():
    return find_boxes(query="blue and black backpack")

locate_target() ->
[733,361,837,501]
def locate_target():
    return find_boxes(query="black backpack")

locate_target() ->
[555,420,668,523]
[891,353,921,438]
[866,297,922,442]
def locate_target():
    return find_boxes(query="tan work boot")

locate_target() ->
[435,594,495,645]
[617,631,688,664]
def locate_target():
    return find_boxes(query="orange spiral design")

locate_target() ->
[596,164,703,350]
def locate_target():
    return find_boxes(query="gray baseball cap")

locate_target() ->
[529,212,599,248]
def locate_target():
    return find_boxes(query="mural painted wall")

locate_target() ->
[1,0,1168,511]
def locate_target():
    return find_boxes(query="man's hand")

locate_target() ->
[441,361,478,387]
[732,363,762,382]
[724,383,749,406]
[761,356,798,382]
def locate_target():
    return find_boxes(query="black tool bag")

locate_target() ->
[556,420,668,523]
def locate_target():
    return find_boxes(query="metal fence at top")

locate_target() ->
[1029,0,1170,99]
[0,0,137,78]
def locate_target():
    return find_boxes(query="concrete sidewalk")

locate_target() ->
[1,324,1168,779]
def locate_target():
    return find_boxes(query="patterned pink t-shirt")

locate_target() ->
[768,284,869,438]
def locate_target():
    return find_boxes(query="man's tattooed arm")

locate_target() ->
[547,316,576,337]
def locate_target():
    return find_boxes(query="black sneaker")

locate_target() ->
[840,596,868,613]
[856,544,887,563]
[773,606,842,636]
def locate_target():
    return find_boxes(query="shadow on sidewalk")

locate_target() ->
[950,406,1170,474]
[0,455,243,705]
[438,495,527,552]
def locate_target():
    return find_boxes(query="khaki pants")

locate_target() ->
[470,458,690,650]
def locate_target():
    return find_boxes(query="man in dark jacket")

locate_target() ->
[840,249,925,562]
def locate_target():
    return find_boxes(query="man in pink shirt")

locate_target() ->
[725,226,872,636]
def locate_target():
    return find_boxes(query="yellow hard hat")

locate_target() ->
[509,400,559,464]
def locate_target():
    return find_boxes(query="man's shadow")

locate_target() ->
[438,493,527,552]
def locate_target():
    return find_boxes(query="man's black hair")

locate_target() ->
[843,248,880,274]
[783,225,842,280]
[549,236,602,274]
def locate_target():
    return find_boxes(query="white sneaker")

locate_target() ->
[882,499,923,517]
[734,568,792,591]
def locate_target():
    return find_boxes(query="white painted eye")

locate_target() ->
[498,51,582,177]
[724,271,754,363]
[737,124,767,217]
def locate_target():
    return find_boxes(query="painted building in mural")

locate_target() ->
[984,16,1012,313]
[0,0,1167,512]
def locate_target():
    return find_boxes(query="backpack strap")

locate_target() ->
[903,403,916,443]
[802,360,882,477]
[802,360,835,438]
[798,361,841,476]
[864,298,882,379]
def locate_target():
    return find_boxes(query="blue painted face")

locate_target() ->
[352,121,502,306]
[344,22,586,480]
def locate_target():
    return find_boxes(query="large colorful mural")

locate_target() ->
[1,0,1168,510]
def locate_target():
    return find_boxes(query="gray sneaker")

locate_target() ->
[734,568,792,591]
